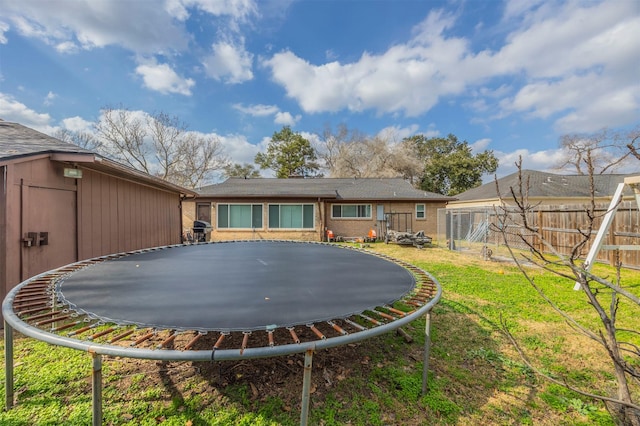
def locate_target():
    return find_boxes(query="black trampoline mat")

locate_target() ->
[58,242,415,331]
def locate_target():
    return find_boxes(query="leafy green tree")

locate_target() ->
[254,126,320,178]
[223,163,262,179]
[405,134,498,195]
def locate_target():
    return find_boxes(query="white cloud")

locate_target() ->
[203,40,253,84]
[471,138,491,152]
[494,147,566,177]
[0,92,52,130]
[0,1,190,54]
[234,103,301,126]
[61,116,93,132]
[232,103,279,116]
[216,132,261,165]
[274,111,300,126]
[0,20,8,43]
[264,2,639,134]
[43,91,56,106]
[377,124,420,142]
[135,59,195,95]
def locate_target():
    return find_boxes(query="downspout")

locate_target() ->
[318,197,324,242]
[19,179,24,281]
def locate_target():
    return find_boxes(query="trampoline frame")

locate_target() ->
[3,240,442,426]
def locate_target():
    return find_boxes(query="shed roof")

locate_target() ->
[198,177,455,201]
[0,121,94,160]
[453,170,635,202]
[0,121,195,196]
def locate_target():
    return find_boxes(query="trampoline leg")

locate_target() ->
[422,311,432,395]
[300,349,314,426]
[4,322,14,410]
[91,353,102,426]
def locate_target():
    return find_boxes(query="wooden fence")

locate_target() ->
[439,201,640,269]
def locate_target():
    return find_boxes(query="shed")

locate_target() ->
[0,121,195,308]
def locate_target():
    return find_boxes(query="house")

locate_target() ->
[441,170,639,267]
[0,121,195,307]
[183,177,455,242]
[447,170,637,209]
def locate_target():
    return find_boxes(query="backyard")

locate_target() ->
[1,243,638,425]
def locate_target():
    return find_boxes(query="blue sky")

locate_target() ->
[0,0,638,179]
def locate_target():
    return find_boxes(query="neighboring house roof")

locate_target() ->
[198,177,455,201]
[452,170,635,204]
[0,121,196,196]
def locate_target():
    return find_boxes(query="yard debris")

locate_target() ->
[384,230,432,248]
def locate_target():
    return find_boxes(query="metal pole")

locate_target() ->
[4,322,14,410]
[300,348,314,426]
[422,311,432,394]
[91,352,102,426]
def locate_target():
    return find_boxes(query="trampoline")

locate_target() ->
[3,240,442,425]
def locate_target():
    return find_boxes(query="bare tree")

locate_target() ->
[555,126,639,175]
[95,107,151,173]
[53,128,102,151]
[318,125,422,180]
[172,132,228,188]
[94,106,228,188]
[626,126,640,161]
[496,158,639,425]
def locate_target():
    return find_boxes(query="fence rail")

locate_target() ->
[437,201,640,269]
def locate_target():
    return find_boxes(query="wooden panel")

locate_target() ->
[22,185,77,279]
[77,169,182,260]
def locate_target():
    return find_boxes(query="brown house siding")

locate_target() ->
[77,169,182,259]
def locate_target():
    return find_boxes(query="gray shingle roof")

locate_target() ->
[454,170,635,201]
[0,121,94,161]
[199,177,454,201]
[0,121,196,195]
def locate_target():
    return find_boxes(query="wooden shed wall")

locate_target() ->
[77,169,182,259]
[1,158,184,309]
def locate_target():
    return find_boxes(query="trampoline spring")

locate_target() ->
[36,314,71,326]
[68,323,99,337]
[359,314,382,326]
[267,330,275,347]
[15,289,47,298]
[158,332,177,348]
[13,295,50,306]
[343,318,367,331]
[184,333,202,350]
[327,321,348,336]
[24,310,58,322]
[375,310,396,321]
[89,327,116,341]
[109,329,135,344]
[17,304,49,316]
[307,324,326,340]
[287,327,300,344]
[240,332,251,355]
[213,333,226,350]
[132,330,155,346]
[385,306,407,317]
[51,320,83,332]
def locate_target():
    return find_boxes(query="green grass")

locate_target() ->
[0,244,638,425]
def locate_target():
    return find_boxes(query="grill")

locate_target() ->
[192,220,212,242]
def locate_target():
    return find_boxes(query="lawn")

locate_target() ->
[1,243,638,425]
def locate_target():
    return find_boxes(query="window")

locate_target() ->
[332,204,372,219]
[269,204,314,229]
[416,204,426,219]
[217,204,262,229]
[196,203,211,223]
